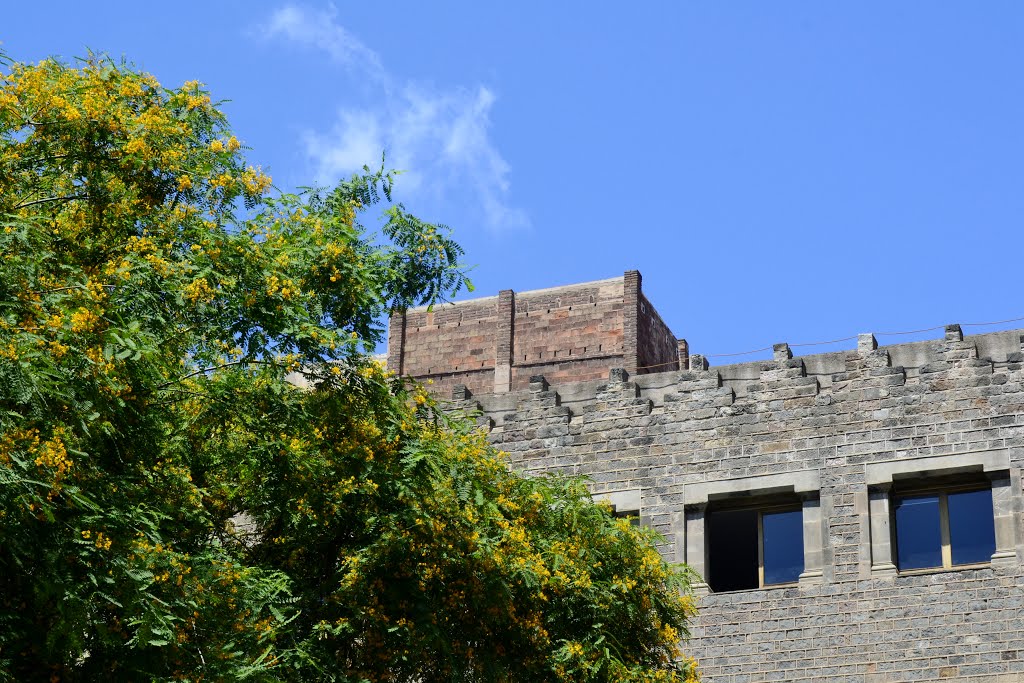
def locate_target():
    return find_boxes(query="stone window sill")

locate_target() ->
[895,562,991,578]
[702,581,799,596]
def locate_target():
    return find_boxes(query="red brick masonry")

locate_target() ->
[387,271,682,396]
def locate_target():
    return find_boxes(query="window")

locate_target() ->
[612,506,641,527]
[706,503,804,592]
[893,484,996,572]
[683,469,822,591]
[865,449,1016,577]
[594,489,642,527]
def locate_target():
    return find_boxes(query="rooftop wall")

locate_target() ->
[387,295,500,398]
[637,290,679,374]
[510,277,626,390]
[387,271,680,396]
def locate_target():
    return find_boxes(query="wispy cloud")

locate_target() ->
[259,4,529,232]
[260,4,385,81]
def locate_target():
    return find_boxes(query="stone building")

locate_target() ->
[388,270,1024,682]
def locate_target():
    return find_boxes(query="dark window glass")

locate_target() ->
[948,489,996,565]
[894,494,942,570]
[762,509,804,585]
[707,509,758,592]
[613,509,641,527]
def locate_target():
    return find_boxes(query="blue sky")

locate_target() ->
[5,3,1023,362]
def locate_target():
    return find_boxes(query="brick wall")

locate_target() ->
[446,326,1024,683]
[388,272,679,396]
[510,278,626,390]
[387,297,499,397]
[637,292,678,374]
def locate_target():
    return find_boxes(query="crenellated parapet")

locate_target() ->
[440,327,1024,475]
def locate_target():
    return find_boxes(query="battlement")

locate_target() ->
[386,270,679,398]
[444,325,1024,432]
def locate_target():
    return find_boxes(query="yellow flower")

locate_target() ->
[177,175,193,191]
[34,429,73,481]
[241,165,272,195]
[94,533,113,551]
[210,139,225,152]
[183,277,216,304]
[119,80,144,97]
[185,93,211,110]
[48,341,70,359]
[69,308,100,333]
[210,172,234,190]
[124,138,146,155]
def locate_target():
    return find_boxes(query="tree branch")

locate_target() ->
[29,284,115,295]
[150,387,232,408]
[13,194,87,210]
[155,359,291,390]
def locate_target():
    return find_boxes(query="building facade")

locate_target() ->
[388,271,1024,682]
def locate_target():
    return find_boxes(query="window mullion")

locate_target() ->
[757,511,765,588]
[939,493,952,568]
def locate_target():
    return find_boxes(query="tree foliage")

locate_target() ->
[0,53,699,682]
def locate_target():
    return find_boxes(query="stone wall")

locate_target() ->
[442,326,1024,683]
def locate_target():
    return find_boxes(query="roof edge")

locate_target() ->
[404,275,625,313]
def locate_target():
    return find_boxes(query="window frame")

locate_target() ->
[706,498,804,592]
[892,480,994,574]
[593,488,643,527]
[611,506,641,526]
[864,449,1017,578]
[683,469,824,591]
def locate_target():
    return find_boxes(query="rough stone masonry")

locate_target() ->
[388,271,1024,683]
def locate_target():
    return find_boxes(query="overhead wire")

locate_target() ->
[629,314,1024,372]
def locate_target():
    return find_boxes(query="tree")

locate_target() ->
[0,53,700,682]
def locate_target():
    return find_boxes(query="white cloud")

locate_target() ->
[302,111,383,181]
[261,4,385,82]
[259,4,529,232]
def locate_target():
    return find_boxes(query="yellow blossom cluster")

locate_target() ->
[32,427,73,483]
[183,277,216,304]
[69,307,101,333]
[89,531,113,551]
[241,165,272,196]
